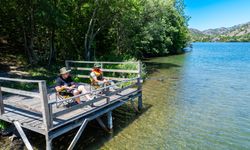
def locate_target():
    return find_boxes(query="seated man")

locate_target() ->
[89,63,118,90]
[55,67,91,104]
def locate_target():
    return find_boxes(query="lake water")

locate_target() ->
[93,42,250,150]
[2,43,250,149]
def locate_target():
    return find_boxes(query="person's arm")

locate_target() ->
[55,84,75,92]
[55,85,67,92]
[93,76,100,82]
[70,84,76,88]
[99,70,107,81]
[90,72,107,83]
[55,78,71,92]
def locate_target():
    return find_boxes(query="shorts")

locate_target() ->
[59,89,74,96]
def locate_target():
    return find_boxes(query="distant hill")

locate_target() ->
[190,22,250,42]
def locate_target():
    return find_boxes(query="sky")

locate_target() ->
[185,0,250,30]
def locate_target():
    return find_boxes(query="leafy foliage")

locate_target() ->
[1,0,190,65]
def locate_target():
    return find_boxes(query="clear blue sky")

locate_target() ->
[185,0,250,30]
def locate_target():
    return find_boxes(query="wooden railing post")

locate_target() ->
[106,96,110,104]
[39,81,52,130]
[137,61,143,111]
[137,61,143,91]
[100,63,103,69]
[101,63,103,77]
[0,86,4,115]
[65,60,70,70]
[137,60,142,78]
[137,77,143,111]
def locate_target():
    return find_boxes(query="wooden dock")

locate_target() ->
[0,61,143,150]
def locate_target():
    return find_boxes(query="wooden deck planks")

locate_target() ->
[0,87,139,136]
[0,110,45,134]
[4,94,41,112]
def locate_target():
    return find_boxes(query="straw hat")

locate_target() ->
[59,67,71,75]
[93,63,101,68]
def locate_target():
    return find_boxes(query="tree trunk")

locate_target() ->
[84,0,113,60]
[48,29,56,66]
[23,26,33,64]
[48,0,58,66]
[28,0,37,65]
[84,0,100,61]
[84,8,97,61]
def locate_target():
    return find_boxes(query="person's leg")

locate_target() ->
[108,80,119,90]
[98,81,109,93]
[73,90,81,104]
[77,85,92,100]
[97,81,105,87]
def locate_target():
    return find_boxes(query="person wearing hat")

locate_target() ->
[55,67,91,104]
[90,63,118,89]
[90,63,106,86]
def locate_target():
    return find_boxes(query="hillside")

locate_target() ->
[190,22,250,42]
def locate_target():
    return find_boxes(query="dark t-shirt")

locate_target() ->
[55,76,75,87]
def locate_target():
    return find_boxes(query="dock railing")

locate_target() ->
[0,77,53,131]
[0,60,142,132]
[65,60,142,80]
[48,60,143,127]
[50,77,140,119]
[0,61,143,150]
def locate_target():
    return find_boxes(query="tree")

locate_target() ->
[1,0,190,65]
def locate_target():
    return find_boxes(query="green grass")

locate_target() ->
[0,120,8,130]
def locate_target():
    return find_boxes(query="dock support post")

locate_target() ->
[138,94,143,111]
[13,121,33,150]
[107,111,113,130]
[67,119,88,150]
[0,87,4,115]
[45,135,52,150]
[130,99,139,113]
[137,78,143,111]
[96,117,109,132]
[137,61,143,111]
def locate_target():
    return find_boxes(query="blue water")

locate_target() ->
[165,43,250,149]
[100,42,250,150]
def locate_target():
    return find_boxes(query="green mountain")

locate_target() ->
[190,22,250,42]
